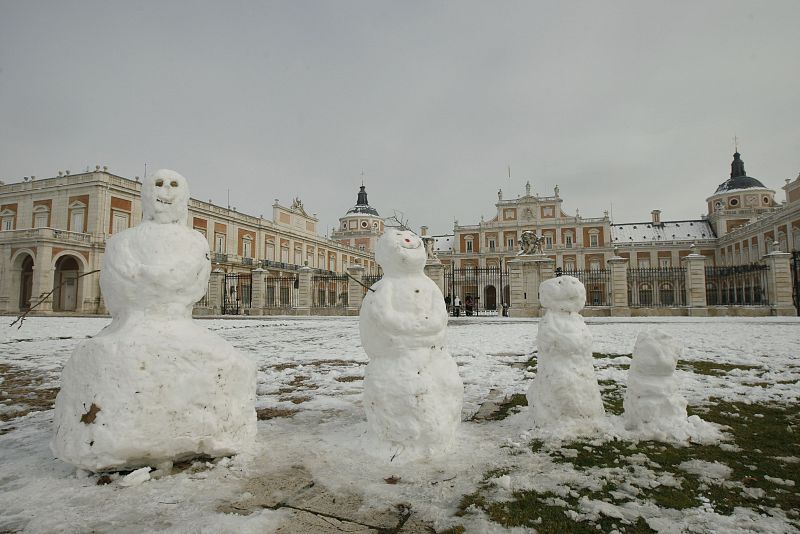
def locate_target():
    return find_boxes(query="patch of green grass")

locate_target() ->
[679,361,762,376]
[485,393,528,421]
[593,352,632,360]
[459,382,800,530]
[598,379,625,415]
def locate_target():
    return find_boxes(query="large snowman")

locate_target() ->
[52,169,256,472]
[359,228,463,461]
[527,276,605,433]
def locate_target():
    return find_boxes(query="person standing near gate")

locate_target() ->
[445,293,452,314]
[453,295,462,317]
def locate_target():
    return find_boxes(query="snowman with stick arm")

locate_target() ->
[359,228,463,461]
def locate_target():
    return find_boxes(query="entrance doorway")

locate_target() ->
[18,255,34,310]
[54,256,81,311]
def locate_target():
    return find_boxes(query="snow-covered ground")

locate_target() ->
[1,316,799,533]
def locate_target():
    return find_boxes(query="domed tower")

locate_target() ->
[706,151,777,237]
[331,184,384,254]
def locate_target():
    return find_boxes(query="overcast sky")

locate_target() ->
[1,1,798,236]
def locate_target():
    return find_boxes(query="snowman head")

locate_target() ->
[539,275,586,312]
[631,329,681,376]
[141,169,190,224]
[375,228,426,275]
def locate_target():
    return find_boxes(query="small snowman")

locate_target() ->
[52,170,257,472]
[359,228,463,461]
[623,330,692,440]
[527,276,605,432]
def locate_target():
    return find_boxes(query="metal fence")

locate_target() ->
[792,251,800,315]
[561,269,612,306]
[223,272,252,314]
[312,274,349,308]
[627,267,686,307]
[362,272,382,295]
[444,266,509,316]
[264,276,299,308]
[705,263,769,306]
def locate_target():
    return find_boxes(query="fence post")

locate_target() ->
[346,265,365,314]
[606,255,630,316]
[208,269,225,314]
[424,262,445,296]
[296,266,312,316]
[249,268,265,315]
[681,252,707,315]
[764,250,795,316]
[508,255,555,317]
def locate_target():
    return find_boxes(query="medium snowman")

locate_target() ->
[359,228,463,461]
[624,329,689,439]
[51,169,257,472]
[527,276,605,431]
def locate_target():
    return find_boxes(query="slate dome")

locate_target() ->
[714,152,767,194]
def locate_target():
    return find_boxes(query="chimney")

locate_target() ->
[420,225,429,236]
[651,209,662,226]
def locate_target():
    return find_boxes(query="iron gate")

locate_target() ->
[222,272,252,315]
[792,251,800,315]
[444,265,509,316]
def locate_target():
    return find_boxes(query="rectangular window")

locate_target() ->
[71,211,85,233]
[564,261,576,271]
[589,234,599,247]
[281,247,289,263]
[466,240,473,252]
[545,236,553,249]
[329,256,336,271]
[488,239,496,251]
[266,243,275,261]
[638,259,651,268]
[34,213,49,228]
[590,260,601,271]
[565,235,573,248]
[215,233,226,253]
[659,257,671,268]
[294,248,302,264]
[3,217,14,231]
[507,238,514,250]
[112,212,129,234]
[242,239,252,258]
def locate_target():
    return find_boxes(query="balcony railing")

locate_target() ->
[0,227,93,244]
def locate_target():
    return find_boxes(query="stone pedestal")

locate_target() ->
[681,253,708,316]
[508,254,555,317]
[249,268,266,314]
[607,255,631,316]
[423,261,445,296]
[346,265,365,313]
[764,251,795,316]
[208,269,225,314]
[296,266,313,316]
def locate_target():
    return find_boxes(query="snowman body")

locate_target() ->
[359,230,463,460]
[527,276,605,429]
[51,170,256,472]
[624,330,689,438]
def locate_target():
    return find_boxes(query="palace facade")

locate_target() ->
[434,152,799,269]
[0,169,378,314]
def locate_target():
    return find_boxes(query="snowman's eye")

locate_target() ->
[170,181,178,187]
[155,179,164,187]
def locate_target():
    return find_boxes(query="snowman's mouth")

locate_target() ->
[401,241,421,249]
[156,198,173,205]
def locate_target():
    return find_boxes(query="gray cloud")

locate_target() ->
[1,0,798,235]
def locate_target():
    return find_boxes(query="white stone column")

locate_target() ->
[346,265,365,314]
[0,245,12,312]
[508,254,555,317]
[764,250,795,316]
[249,267,266,314]
[30,242,54,313]
[296,266,313,315]
[681,252,707,316]
[607,255,630,316]
[208,269,225,314]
